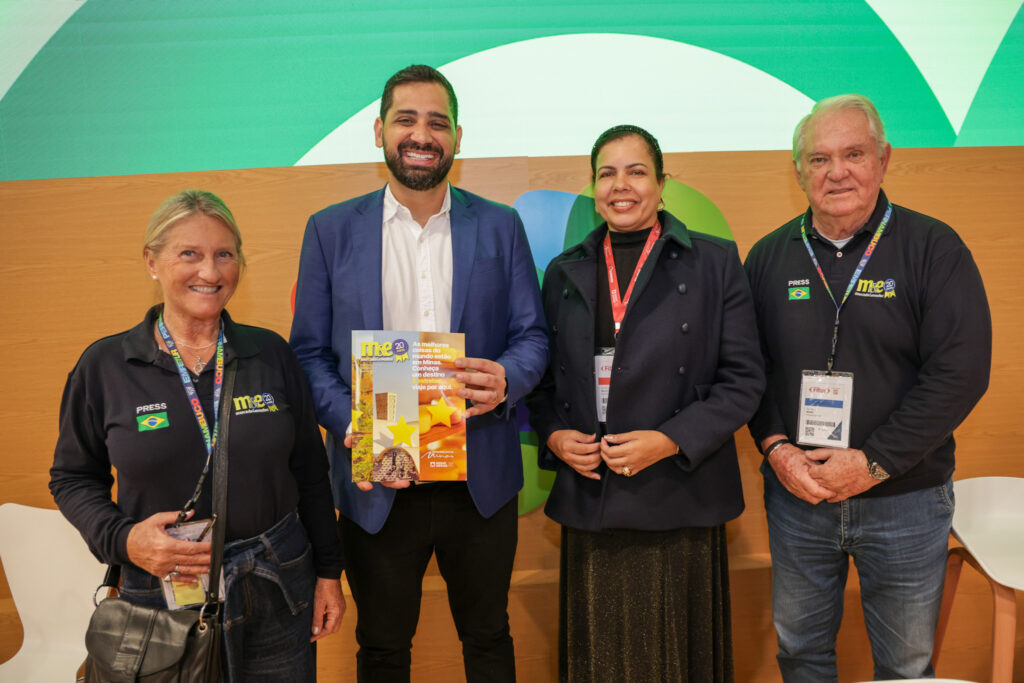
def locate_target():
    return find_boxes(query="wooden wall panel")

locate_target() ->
[1,146,1021,681]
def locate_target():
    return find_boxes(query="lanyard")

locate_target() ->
[603,221,662,335]
[800,203,892,372]
[157,313,225,520]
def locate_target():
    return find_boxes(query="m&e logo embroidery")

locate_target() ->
[137,412,169,431]
[233,393,279,415]
[854,278,897,299]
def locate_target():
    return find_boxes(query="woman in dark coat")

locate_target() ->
[527,125,764,682]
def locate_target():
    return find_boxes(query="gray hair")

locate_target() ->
[144,189,245,268]
[792,94,887,171]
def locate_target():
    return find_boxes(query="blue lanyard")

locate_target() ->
[799,203,892,372]
[157,314,225,519]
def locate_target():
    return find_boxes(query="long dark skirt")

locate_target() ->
[559,524,733,683]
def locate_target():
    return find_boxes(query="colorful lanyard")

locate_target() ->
[799,203,892,372]
[603,220,662,335]
[157,313,225,519]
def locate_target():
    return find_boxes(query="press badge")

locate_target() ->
[796,370,853,449]
[594,348,614,422]
[161,517,225,610]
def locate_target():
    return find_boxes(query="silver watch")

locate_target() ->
[868,461,890,481]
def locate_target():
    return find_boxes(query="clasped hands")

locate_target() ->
[347,356,506,492]
[761,434,881,504]
[547,429,678,480]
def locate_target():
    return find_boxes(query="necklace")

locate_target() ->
[187,352,206,374]
[177,339,217,351]
[160,324,217,374]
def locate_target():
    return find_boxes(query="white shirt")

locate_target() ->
[381,184,453,333]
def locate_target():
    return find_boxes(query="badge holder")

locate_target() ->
[796,370,853,448]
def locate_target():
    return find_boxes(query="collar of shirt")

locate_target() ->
[797,189,893,245]
[122,305,259,372]
[382,183,452,225]
[380,184,454,333]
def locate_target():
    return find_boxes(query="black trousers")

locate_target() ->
[339,482,518,683]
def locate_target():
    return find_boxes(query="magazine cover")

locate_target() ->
[351,330,467,482]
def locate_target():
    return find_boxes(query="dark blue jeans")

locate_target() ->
[764,469,954,682]
[119,511,316,683]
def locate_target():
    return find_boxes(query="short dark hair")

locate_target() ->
[380,64,458,125]
[590,124,664,182]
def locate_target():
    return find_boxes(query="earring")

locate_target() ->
[151,274,157,280]
[658,197,665,210]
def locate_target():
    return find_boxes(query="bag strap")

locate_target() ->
[95,362,238,605]
[204,360,236,607]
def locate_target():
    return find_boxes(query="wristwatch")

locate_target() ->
[867,461,890,481]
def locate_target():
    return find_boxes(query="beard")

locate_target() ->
[384,141,453,191]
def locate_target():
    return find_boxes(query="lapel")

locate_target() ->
[621,211,692,320]
[560,212,692,327]
[560,226,602,315]
[352,190,385,329]
[448,187,478,332]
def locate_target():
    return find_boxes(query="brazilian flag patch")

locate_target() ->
[788,286,810,300]
[137,412,169,431]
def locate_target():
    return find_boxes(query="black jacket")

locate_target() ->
[527,212,765,531]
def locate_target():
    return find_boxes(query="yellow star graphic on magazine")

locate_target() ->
[426,396,457,427]
[387,415,416,447]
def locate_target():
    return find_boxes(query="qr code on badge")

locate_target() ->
[804,426,815,438]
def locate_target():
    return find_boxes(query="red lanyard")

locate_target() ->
[603,221,661,335]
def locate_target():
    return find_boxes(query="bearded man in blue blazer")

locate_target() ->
[290,65,548,682]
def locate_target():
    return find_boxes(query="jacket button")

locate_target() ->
[562,288,569,298]
[559,364,566,374]
[563,402,570,411]
[680,323,689,333]
[673,408,681,415]
[669,250,678,259]
[677,283,687,294]
[678,366,686,375]
[552,324,558,334]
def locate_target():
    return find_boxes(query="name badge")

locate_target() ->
[797,370,853,449]
[594,348,614,422]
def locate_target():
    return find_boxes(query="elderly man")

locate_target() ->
[745,94,991,681]
[290,65,548,681]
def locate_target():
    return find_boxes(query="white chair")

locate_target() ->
[0,503,106,682]
[933,477,1024,683]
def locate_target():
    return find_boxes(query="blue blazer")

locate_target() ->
[290,187,549,534]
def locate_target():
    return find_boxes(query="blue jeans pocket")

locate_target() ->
[267,542,315,616]
[118,565,166,608]
[936,479,955,514]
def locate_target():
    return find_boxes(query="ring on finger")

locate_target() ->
[622,465,632,477]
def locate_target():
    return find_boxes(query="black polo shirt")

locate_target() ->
[50,306,342,577]
[745,191,991,496]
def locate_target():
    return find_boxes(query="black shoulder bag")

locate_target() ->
[82,362,236,682]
